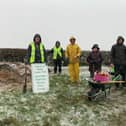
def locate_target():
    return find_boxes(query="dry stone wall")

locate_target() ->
[0,49,111,65]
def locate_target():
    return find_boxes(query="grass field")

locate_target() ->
[0,73,126,126]
[0,63,126,126]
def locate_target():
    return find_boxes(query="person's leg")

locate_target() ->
[90,64,97,78]
[58,59,62,74]
[121,73,126,87]
[90,71,94,78]
[54,60,58,74]
[114,64,120,88]
[74,63,80,83]
[123,68,126,87]
[68,64,75,82]
[123,73,126,87]
[120,65,126,87]
[96,64,102,72]
[90,64,98,78]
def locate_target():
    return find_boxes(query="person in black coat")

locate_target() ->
[87,44,103,78]
[111,36,126,88]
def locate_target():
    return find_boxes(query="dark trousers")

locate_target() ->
[114,64,126,87]
[90,71,94,78]
[53,59,62,74]
[89,64,102,78]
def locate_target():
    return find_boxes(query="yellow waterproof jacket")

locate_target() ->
[65,44,81,64]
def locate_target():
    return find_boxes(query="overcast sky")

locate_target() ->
[0,0,126,50]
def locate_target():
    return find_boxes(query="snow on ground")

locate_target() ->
[0,63,126,126]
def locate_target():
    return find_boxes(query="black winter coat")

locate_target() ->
[111,43,126,65]
[87,51,103,72]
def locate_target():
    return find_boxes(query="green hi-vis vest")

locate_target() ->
[53,47,62,60]
[30,42,45,63]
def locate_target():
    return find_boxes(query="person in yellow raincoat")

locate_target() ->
[65,36,81,83]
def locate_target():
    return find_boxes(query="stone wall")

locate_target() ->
[0,49,111,65]
[0,49,27,62]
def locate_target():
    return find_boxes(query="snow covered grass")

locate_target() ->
[0,74,126,126]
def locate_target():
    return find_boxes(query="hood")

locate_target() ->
[33,34,42,43]
[116,36,124,45]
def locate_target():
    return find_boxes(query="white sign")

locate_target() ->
[31,63,49,93]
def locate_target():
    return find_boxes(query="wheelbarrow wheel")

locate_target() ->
[87,88,100,101]
[87,90,96,101]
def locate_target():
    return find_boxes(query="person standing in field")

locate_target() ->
[51,41,64,74]
[65,36,81,84]
[111,36,126,88]
[87,44,103,78]
[27,34,46,64]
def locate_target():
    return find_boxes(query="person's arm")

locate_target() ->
[43,45,47,64]
[87,53,92,64]
[76,45,81,57]
[26,45,32,64]
[125,46,126,57]
[50,48,54,54]
[65,46,69,58]
[61,48,64,61]
[99,52,103,63]
[110,46,115,64]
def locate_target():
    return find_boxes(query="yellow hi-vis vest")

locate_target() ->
[30,42,45,63]
[53,47,62,60]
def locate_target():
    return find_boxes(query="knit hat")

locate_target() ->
[92,44,99,49]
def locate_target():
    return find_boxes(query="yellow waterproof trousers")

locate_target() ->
[68,63,80,82]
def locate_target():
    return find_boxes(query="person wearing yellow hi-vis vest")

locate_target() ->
[65,36,81,84]
[27,34,46,64]
[51,41,64,74]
